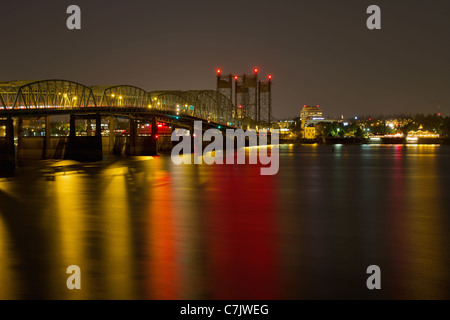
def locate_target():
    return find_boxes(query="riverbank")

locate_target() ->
[280,137,450,145]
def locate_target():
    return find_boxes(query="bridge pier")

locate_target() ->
[108,116,115,154]
[150,117,158,154]
[17,117,23,159]
[44,115,51,159]
[66,114,103,162]
[2,111,235,166]
[14,116,60,160]
[0,117,15,175]
[126,118,137,156]
[126,117,158,156]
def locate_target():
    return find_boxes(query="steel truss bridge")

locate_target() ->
[0,79,237,126]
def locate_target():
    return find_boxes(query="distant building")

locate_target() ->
[304,126,317,140]
[300,105,324,138]
[300,105,324,122]
[300,105,328,130]
[276,120,295,139]
[406,129,439,142]
[299,105,341,139]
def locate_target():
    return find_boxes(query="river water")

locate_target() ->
[0,144,449,299]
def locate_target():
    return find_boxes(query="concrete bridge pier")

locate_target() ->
[156,124,175,152]
[43,116,51,159]
[16,115,69,160]
[101,115,117,155]
[66,114,103,162]
[126,117,158,156]
[16,117,23,159]
[126,118,137,156]
[0,117,15,174]
[109,116,115,154]
[149,116,158,155]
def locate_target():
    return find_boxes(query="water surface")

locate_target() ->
[0,144,449,299]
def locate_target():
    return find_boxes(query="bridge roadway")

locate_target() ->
[0,106,235,131]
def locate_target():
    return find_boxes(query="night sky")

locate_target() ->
[1,0,448,119]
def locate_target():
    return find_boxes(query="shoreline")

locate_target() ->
[280,137,450,145]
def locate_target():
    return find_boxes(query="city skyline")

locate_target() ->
[0,0,448,119]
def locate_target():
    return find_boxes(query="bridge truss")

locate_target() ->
[0,80,235,125]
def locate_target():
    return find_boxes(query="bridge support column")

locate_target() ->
[66,114,103,162]
[126,117,158,156]
[190,123,195,155]
[150,117,159,155]
[126,118,137,156]
[17,117,23,159]
[108,116,115,154]
[86,118,92,136]
[95,114,102,138]
[44,115,51,159]
[0,117,15,174]
[189,122,203,156]
[69,114,75,138]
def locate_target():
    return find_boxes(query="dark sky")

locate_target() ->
[1,0,448,119]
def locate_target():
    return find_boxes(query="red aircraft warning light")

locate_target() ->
[234,75,238,80]
[268,75,272,80]
[254,68,259,74]
[217,69,221,75]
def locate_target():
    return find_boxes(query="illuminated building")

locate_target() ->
[299,105,338,139]
[406,129,440,142]
[300,105,324,122]
[276,120,295,139]
[304,126,317,140]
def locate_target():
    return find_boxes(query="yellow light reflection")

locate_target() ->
[53,173,87,299]
[405,152,447,299]
[0,215,19,300]
[101,167,135,299]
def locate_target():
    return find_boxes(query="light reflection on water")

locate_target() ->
[0,144,449,299]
